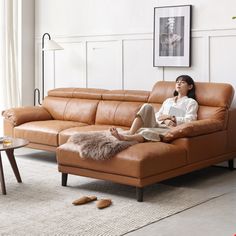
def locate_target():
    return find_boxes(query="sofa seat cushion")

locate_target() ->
[14,120,87,146]
[57,142,187,178]
[59,125,129,145]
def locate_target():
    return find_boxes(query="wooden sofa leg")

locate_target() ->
[136,187,143,202]
[62,173,68,186]
[228,159,235,171]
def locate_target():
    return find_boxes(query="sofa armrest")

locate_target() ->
[162,119,224,142]
[226,108,236,151]
[2,106,53,126]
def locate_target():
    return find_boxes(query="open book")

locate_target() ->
[169,106,186,117]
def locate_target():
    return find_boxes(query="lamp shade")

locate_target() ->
[43,39,63,51]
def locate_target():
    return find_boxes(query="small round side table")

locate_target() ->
[0,138,29,195]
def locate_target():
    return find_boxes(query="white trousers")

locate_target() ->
[136,104,170,141]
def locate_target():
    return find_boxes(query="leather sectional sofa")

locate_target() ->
[2,81,236,201]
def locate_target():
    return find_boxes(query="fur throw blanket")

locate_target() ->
[67,131,138,160]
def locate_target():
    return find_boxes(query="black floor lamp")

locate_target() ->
[34,33,63,106]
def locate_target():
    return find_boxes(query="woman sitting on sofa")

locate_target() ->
[110,75,198,143]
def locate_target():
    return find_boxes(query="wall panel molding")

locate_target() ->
[35,28,236,93]
[35,27,236,40]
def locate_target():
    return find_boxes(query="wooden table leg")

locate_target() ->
[0,152,6,195]
[5,149,22,183]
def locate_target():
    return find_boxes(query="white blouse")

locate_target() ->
[155,96,198,125]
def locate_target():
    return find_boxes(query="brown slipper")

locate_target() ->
[96,199,112,209]
[72,195,97,205]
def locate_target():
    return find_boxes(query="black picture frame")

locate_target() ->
[153,5,192,67]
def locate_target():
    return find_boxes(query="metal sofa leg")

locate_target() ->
[136,187,143,202]
[62,173,68,186]
[228,159,235,170]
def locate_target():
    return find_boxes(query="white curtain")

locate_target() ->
[0,0,21,113]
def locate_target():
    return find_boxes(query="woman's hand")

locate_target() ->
[159,115,177,127]
[158,114,172,121]
[164,118,176,127]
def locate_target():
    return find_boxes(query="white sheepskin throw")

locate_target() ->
[67,131,138,160]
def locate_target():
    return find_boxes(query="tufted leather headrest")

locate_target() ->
[195,82,234,108]
[102,90,149,102]
[148,81,234,108]
[48,88,108,99]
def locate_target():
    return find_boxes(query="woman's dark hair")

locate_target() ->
[173,75,196,100]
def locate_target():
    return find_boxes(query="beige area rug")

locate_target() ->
[0,148,236,236]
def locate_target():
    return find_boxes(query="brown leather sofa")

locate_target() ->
[2,81,236,201]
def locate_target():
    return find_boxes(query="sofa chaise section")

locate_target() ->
[55,81,236,201]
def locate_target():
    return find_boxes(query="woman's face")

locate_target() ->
[175,79,193,96]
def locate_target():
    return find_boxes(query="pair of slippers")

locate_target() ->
[72,195,112,209]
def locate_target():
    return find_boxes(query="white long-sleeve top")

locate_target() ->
[155,96,198,125]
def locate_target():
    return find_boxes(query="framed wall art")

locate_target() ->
[153,5,192,67]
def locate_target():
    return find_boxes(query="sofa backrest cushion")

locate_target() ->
[43,97,99,124]
[149,81,234,108]
[43,88,105,124]
[43,97,70,120]
[64,99,99,124]
[95,90,149,127]
[95,101,143,127]
[148,81,234,127]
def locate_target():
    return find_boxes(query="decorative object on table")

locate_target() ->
[0,136,12,146]
[2,136,12,147]
[153,5,192,67]
[34,33,63,106]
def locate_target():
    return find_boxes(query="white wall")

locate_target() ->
[35,0,236,104]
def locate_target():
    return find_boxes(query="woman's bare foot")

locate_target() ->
[109,127,125,141]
